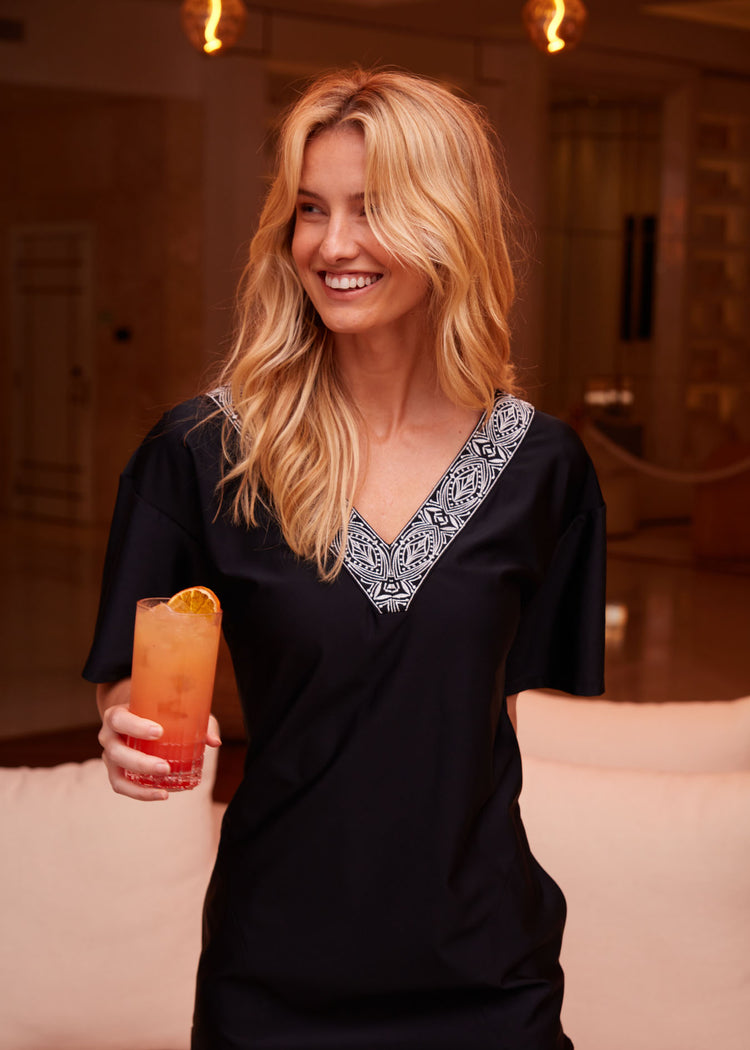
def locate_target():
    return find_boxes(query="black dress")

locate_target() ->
[84,390,606,1050]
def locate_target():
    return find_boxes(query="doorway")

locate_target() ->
[9,223,94,522]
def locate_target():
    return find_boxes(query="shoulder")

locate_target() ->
[489,395,586,468]
[496,397,604,519]
[122,394,226,496]
[143,393,224,446]
[525,407,591,466]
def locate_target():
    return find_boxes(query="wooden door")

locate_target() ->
[9,224,94,522]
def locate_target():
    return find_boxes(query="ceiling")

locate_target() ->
[150,1,750,78]
[641,1,750,30]
[235,0,750,40]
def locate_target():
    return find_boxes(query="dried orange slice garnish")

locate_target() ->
[167,586,220,615]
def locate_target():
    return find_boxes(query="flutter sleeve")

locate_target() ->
[504,430,607,698]
[82,401,215,684]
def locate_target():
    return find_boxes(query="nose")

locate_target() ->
[319,213,358,263]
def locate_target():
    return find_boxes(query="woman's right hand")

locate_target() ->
[96,680,171,801]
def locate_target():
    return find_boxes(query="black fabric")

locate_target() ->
[84,395,605,1050]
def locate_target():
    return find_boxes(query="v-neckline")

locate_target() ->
[350,409,486,549]
[333,392,534,613]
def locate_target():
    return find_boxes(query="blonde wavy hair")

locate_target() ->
[218,66,520,579]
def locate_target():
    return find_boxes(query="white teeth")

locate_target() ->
[325,273,381,290]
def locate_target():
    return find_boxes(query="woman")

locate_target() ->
[86,68,606,1050]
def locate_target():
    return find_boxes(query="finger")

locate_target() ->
[206,714,222,749]
[105,704,163,741]
[102,752,170,802]
[105,736,172,778]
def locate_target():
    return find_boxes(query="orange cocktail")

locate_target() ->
[125,591,222,791]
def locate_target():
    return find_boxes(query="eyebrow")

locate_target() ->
[297,188,366,202]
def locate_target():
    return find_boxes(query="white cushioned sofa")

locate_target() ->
[518,690,750,1050]
[2,693,749,1050]
[1,746,220,1050]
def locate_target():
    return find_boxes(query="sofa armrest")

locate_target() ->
[517,690,750,772]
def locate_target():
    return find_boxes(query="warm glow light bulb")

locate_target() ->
[180,0,246,55]
[522,0,588,55]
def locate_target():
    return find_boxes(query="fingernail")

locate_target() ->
[148,725,162,739]
[155,761,171,774]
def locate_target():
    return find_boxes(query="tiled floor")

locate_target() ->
[1,514,748,740]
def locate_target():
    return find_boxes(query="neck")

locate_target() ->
[335,338,442,440]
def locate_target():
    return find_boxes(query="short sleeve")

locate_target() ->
[504,496,607,698]
[82,404,214,683]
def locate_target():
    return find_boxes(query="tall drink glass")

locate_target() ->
[125,597,222,791]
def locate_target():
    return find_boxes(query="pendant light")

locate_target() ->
[522,0,588,54]
[180,0,247,55]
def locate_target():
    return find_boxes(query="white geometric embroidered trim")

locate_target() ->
[332,393,534,613]
[205,387,534,615]
[207,386,241,431]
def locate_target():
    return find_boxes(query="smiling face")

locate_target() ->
[291,127,429,346]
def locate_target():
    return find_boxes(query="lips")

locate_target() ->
[323,272,383,290]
